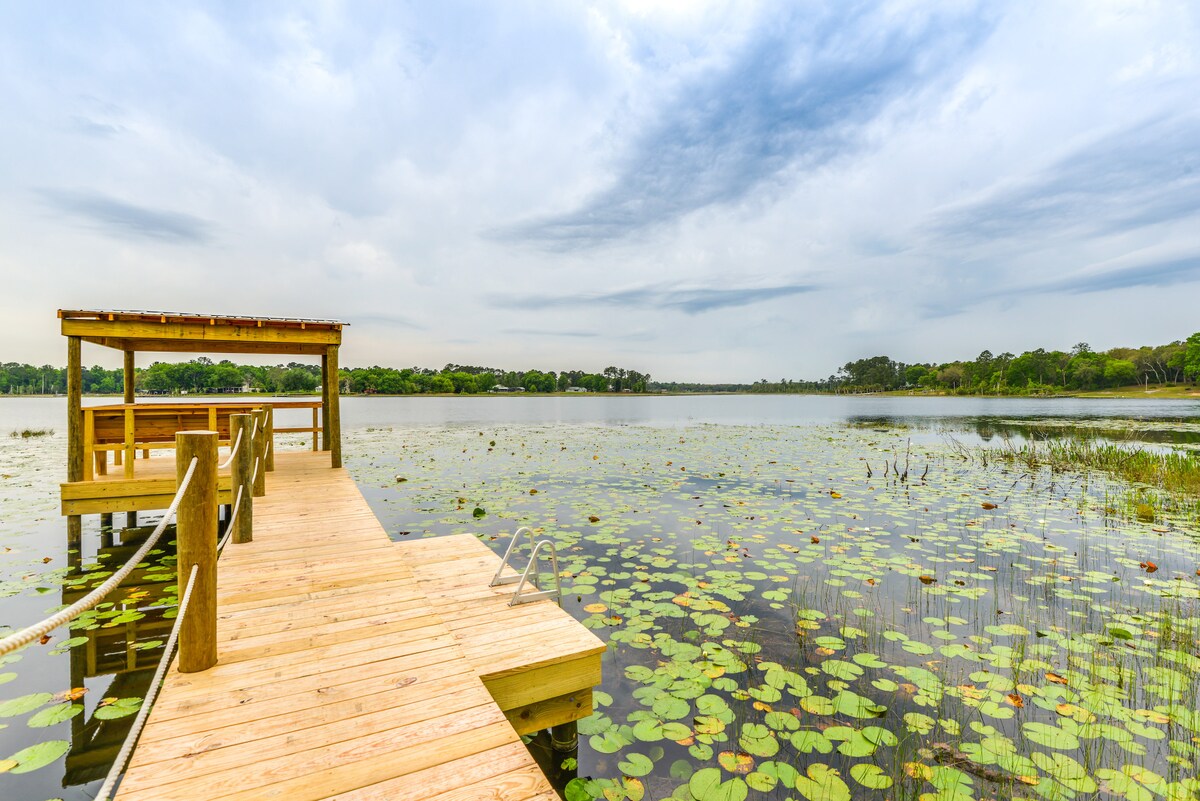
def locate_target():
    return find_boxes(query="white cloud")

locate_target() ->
[0,1,1197,380]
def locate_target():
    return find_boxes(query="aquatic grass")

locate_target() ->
[342,422,1200,801]
[8,428,53,438]
[983,436,1200,522]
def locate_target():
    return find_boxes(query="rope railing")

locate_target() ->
[218,486,244,553]
[0,457,200,658]
[252,456,261,486]
[93,563,199,801]
[218,427,244,470]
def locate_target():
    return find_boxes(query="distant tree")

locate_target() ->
[936,365,964,389]
[1184,332,1200,382]
[1103,359,1137,387]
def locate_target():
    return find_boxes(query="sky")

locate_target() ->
[1,1,1198,383]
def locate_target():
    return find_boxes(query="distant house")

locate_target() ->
[566,387,589,393]
[489,385,526,393]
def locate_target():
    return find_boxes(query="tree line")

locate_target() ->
[3,333,1197,396]
[0,358,651,395]
[747,333,1200,394]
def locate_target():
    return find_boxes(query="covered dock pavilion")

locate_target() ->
[58,309,346,540]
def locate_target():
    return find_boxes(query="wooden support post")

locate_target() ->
[67,336,83,545]
[263,404,275,472]
[123,407,135,479]
[176,431,217,673]
[312,406,319,452]
[550,721,578,753]
[252,410,267,497]
[230,414,254,544]
[327,345,342,468]
[123,351,135,404]
[67,336,82,482]
[320,352,330,451]
[83,409,95,481]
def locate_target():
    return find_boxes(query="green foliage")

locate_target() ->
[1,357,652,396]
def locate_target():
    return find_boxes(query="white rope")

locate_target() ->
[217,486,244,553]
[217,525,233,554]
[251,417,259,440]
[251,456,261,486]
[93,563,199,801]
[218,427,244,469]
[0,457,200,658]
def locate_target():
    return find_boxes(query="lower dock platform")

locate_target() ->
[113,451,602,800]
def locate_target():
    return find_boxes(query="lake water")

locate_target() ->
[2,395,1199,801]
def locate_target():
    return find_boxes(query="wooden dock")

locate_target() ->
[114,450,603,800]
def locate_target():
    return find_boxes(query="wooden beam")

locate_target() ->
[63,319,341,346]
[505,688,592,736]
[91,339,330,356]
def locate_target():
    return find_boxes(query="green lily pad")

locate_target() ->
[793,763,851,801]
[687,767,748,801]
[26,703,83,728]
[850,763,894,790]
[617,752,653,778]
[0,692,52,718]
[4,739,69,774]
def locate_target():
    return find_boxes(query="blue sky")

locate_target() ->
[1,1,1197,381]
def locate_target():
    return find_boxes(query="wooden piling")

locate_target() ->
[123,350,135,404]
[175,431,217,673]
[327,345,342,468]
[230,414,254,544]
[263,404,275,472]
[66,336,82,545]
[252,410,267,497]
[321,352,330,452]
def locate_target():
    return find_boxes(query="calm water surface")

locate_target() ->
[1,395,1198,800]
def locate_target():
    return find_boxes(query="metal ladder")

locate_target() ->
[489,526,563,606]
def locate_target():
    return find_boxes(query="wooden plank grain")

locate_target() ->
[116,451,597,801]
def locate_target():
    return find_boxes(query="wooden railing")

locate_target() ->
[80,400,321,480]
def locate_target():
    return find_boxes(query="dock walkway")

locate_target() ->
[115,450,601,800]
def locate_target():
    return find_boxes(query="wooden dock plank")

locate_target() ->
[115,452,567,801]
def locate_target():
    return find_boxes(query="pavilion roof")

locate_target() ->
[58,309,345,356]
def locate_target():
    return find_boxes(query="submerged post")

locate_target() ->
[230,414,254,544]
[550,721,578,753]
[176,431,217,673]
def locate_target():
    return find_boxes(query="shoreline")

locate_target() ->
[2,387,1198,400]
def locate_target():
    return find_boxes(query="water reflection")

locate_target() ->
[60,523,175,790]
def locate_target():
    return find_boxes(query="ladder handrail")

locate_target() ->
[489,526,536,587]
[509,539,562,607]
